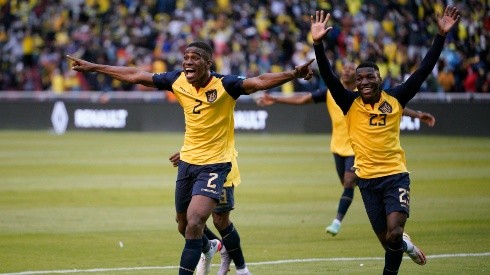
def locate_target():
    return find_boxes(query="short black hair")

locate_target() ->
[187,41,213,60]
[356,61,379,71]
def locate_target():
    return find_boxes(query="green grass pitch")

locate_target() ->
[0,130,489,274]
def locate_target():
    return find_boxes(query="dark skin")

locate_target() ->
[169,152,231,231]
[68,45,315,241]
[356,67,382,105]
[310,7,459,249]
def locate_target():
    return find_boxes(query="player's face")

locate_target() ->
[355,67,382,104]
[341,62,356,84]
[182,47,211,86]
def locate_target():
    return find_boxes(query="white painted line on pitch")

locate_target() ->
[1,252,489,275]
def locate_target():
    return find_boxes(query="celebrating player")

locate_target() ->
[68,41,314,275]
[310,5,459,274]
[257,62,435,237]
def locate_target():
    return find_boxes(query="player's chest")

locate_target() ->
[174,84,232,113]
[349,98,402,128]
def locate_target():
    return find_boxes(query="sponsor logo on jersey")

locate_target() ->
[179,86,192,96]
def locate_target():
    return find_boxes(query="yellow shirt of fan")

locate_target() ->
[326,90,355,156]
[346,91,407,178]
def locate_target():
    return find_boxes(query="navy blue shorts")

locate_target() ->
[214,186,235,213]
[357,173,411,234]
[333,153,355,181]
[175,160,232,213]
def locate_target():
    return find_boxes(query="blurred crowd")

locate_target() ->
[0,0,489,94]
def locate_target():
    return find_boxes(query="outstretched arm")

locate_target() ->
[256,92,314,106]
[242,59,314,95]
[67,55,156,87]
[403,107,436,127]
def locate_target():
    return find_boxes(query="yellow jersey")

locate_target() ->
[153,71,245,165]
[326,90,355,156]
[346,91,407,178]
[225,148,241,187]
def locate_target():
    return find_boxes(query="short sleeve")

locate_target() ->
[152,71,182,91]
[216,73,246,100]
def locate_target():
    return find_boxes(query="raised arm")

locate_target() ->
[67,55,156,87]
[242,59,314,95]
[393,6,460,106]
[311,11,353,114]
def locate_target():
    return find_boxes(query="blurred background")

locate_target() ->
[0,0,488,94]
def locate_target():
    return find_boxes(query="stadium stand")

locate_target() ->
[0,0,488,94]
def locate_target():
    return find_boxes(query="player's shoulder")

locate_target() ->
[211,72,246,81]
[211,72,246,98]
[153,70,183,83]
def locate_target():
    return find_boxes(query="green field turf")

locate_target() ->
[0,130,489,274]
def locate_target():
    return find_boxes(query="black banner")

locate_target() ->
[0,100,488,136]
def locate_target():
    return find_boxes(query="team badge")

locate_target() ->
[378,101,393,113]
[205,89,218,103]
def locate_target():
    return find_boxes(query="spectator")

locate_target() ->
[463,64,478,93]
[437,61,456,93]
[0,0,487,93]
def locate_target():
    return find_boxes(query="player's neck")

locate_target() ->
[193,73,212,89]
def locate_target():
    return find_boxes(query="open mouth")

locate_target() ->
[184,68,196,78]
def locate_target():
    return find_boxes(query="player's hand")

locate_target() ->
[419,112,435,127]
[293,59,315,80]
[66,55,96,72]
[256,92,276,107]
[310,10,332,45]
[169,152,180,167]
[437,6,460,35]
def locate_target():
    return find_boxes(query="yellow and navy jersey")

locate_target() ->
[311,89,354,157]
[225,147,241,187]
[152,71,246,165]
[314,34,447,178]
[345,91,407,178]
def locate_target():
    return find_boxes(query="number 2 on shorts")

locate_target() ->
[207,173,218,189]
[398,188,410,206]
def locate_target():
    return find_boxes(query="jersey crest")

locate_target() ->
[378,101,393,113]
[205,89,218,103]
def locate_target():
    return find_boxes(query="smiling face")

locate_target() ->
[182,46,212,87]
[355,67,382,104]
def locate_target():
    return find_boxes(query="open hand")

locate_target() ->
[256,93,276,107]
[419,112,436,127]
[437,6,460,35]
[310,11,332,45]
